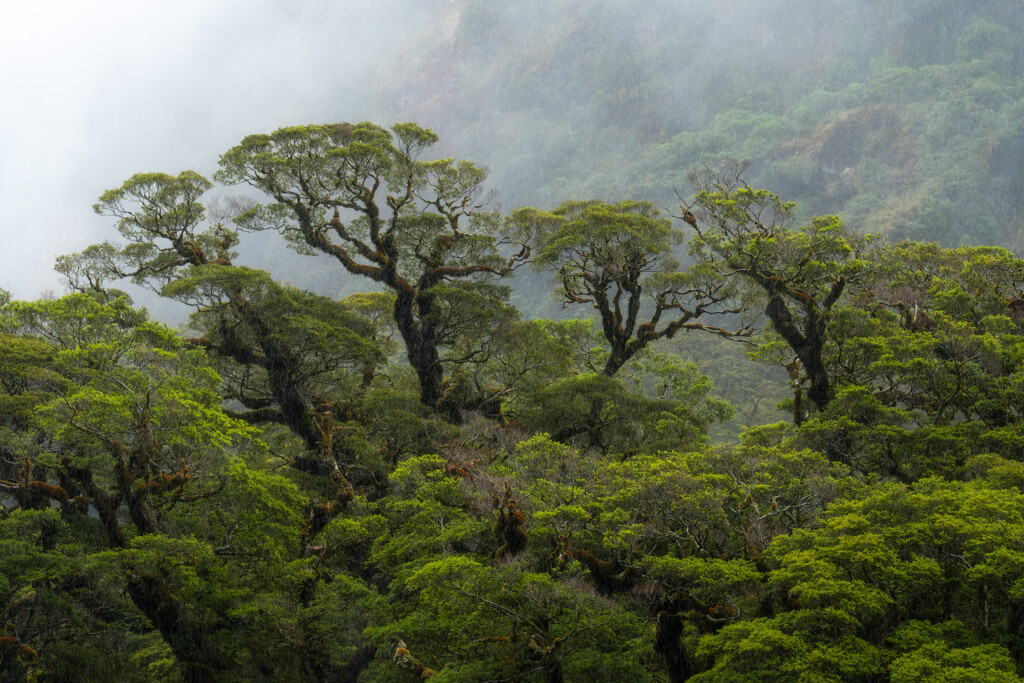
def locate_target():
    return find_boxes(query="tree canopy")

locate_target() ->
[519,199,743,377]
[216,122,531,420]
[7,117,1024,682]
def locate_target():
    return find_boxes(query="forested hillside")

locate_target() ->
[4,2,1024,681]
[380,0,1024,247]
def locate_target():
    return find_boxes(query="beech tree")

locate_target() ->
[63,171,383,508]
[685,161,872,417]
[0,293,269,680]
[520,200,745,376]
[696,474,1024,681]
[517,199,742,377]
[790,241,1024,479]
[216,122,531,420]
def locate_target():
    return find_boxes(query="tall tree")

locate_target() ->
[517,199,742,377]
[0,292,269,681]
[63,171,382,502]
[215,122,531,420]
[685,161,872,417]
[792,241,1024,478]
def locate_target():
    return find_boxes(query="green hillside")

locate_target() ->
[381,0,1024,247]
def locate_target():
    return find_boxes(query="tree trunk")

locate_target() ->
[765,294,834,413]
[230,295,322,452]
[393,287,459,422]
[336,643,376,683]
[655,608,692,682]
[544,659,564,683]
[82,470,228,682]
[801,338,833,413]
[602,346,630,377]
[262,348,320,451]
[125,572,226,683]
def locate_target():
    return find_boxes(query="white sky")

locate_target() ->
[0,0,427,299]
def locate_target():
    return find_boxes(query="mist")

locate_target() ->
[3,0,1022,307]
[5,4,1024,676]
[0,0,430,301]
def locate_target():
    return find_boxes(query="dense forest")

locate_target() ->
[5,1,1024,682]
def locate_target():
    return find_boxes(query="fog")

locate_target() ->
[3,0,1020,305]
[0,0,432,300]
[0,0,867,299]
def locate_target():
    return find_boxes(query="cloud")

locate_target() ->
[0,0,429,299]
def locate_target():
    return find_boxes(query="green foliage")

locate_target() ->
[166,263,384,404]
[216,121,532,416]
[627,4,1024,249]
[372,556,654,682]
[521,198,740,377]
[888,621,1021,683]
[10,256,1024,678]
[517,372,694,453]
[787,241,1024,477]
[368,453,486,579]
[16,12,1024,674]
[756,477,1024,676]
